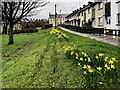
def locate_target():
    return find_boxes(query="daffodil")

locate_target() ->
[104,57,108,61]
[78,62,80,66]
[99,53,104,57]
[63,46,65,49]
[75,53,78,57]
[104,64,108,68]
[83,65,87,69]
[64,51,66,53]
[70,52,74,55]
[96,56,99,59]
[80,58,83,61]
[111,65,115,69]
[97,67,102,71]
[68,46,71,49]
[106,66,111,70]
[88,69,93,73]
[87,65,91,69]
[76,57,78,59]
[108,60,113,64]
[82,52,84,55]
[112,58,116,61]
[84,53,87,57]
[85,59,87,61]
[88,58,91,62]
[65,48,69,51]
[99,82,103,85]
[84,71,87,74]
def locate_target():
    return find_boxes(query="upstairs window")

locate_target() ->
[88,8,91,14]
[118,13,120,23]
[82,12,83,16]
[99,17,103,24]
[99,2,103,9]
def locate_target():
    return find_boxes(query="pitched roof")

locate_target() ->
[49,14,69,18]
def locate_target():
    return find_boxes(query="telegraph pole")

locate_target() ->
[55,4,56,29]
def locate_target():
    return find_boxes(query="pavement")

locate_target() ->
[59,26,120,47]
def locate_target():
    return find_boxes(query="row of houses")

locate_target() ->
[65,0,120,35]
[49,0,120,36]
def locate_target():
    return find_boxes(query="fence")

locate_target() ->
[61,24,120,36]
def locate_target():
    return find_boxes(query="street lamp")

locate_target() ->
[55,4,56,29]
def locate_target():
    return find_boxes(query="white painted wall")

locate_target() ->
[105,0,119,30]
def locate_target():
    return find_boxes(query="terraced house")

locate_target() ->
[104,0,120,35]
[64,0,120,36]
[65,2,95,27]
[49,13,68,26]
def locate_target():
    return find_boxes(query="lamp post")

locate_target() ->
[55,4,56,29]
[60,10,61,26]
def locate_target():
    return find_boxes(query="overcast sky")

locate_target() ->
[29,0,94,19]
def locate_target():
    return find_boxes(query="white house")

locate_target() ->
[104,0,120,35]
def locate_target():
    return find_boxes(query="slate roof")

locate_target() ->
[49,14,68,18]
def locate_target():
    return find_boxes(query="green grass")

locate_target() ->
[1,27,120,88]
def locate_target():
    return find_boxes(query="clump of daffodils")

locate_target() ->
[63,45,118,87]
[50,27,69,39]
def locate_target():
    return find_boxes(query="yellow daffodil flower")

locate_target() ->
[108,60,113,64]
[97,67,102,71]
[75,53,78,57]
[82,52,84,55]
[64,51,66,53]
[78,62,80,66]
[83,65,87,69]
[70,52,74,55]
[105,57,108,61]
[96,56,99,59]
[65,48,69,51]
[87,65,91,69]
[88,69,93,73]
[63,46,65,49]
[99,82,103,85]
[85,59,87,61]
[99,53,104,57]
[88,58,91,62]
[68,46,71,49]
[111,65,115,69]
[76,57,78,59]
[112,58,116,61]
[80,58,83,61]
[84,53,87,57]
[104,64,108,68]
[106,66,111,70]
[84,71,87,74]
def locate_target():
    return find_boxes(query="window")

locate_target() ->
[106,16,111,24]
[118,13,120,23]
[99,17,103,24]
[99,2,103,9]
[60,22,62,25]
[82,21,84,26]
[82,12,83,16]
[88,8,91,14]
[93,19,95,25]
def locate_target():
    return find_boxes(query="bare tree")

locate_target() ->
[0,0,48,44]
